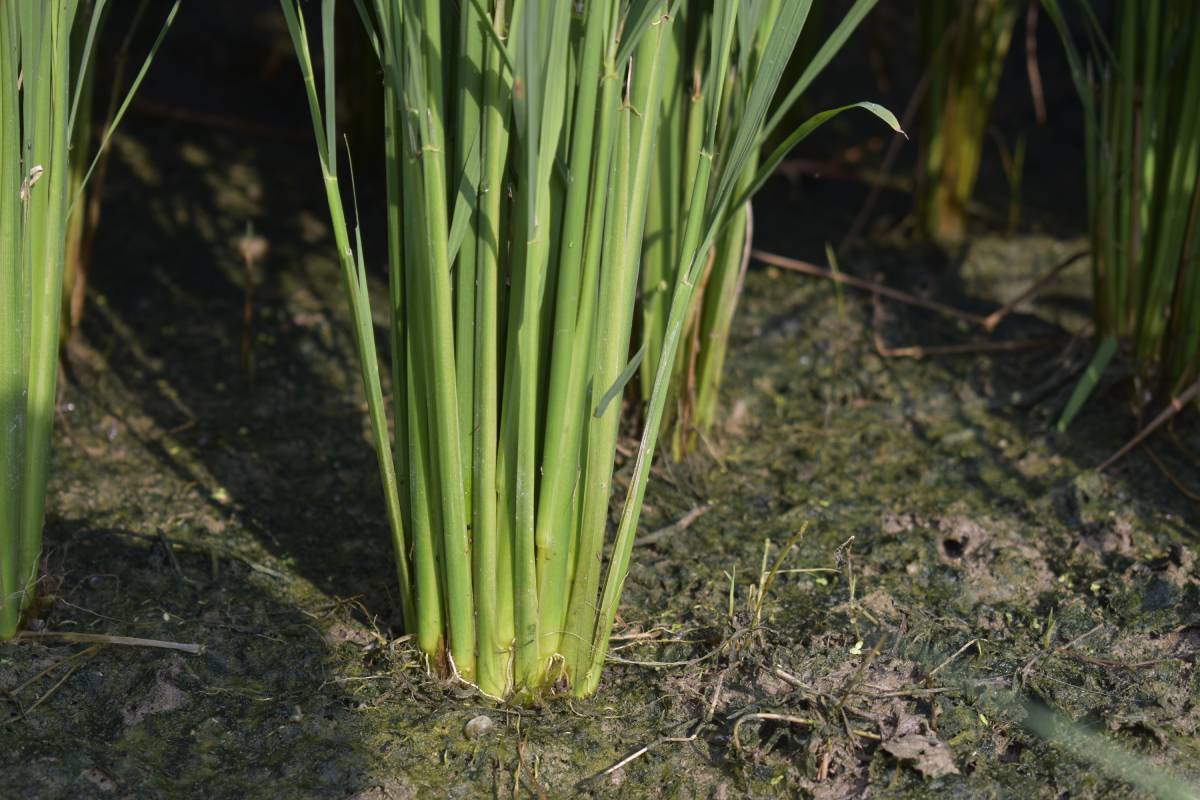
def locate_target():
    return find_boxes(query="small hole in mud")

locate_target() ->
[942,538,965,558]
[998,742,1023,764]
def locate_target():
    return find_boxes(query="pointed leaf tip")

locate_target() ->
[857,101,906,138]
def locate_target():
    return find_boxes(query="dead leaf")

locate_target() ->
[325,623,371,646]
[123,660,188,727]
[80,767,118,792]
[724,398,753,437]
[882,735,959,778]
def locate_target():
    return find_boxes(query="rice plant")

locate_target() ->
[641,0,893,457]
[0,0,177,641]
[280,0,895,699]
[915,0,1019,243]
[1045,0,1200,403]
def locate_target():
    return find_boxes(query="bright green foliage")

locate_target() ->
[638,0,897,456]
[915,0,1019,243]
[1057,335,1117,432]
[280,0,891,699]
[1046,0,1200,395]
[0,0,177,641]
[1,0,86,641]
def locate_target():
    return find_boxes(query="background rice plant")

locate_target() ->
[0,0,176,641]
[1045,0,1200,421]
[280,0,896,698]
[914,0,1019,243]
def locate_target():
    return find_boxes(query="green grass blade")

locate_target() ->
[411,0,478,682]
[278,0,418,647]
[594,342,647,419]
[382,85,418,637]
[574,0,729,693]
[66,0,109,137]
[614,0,683,70]
[534,0,617,666]
[725,102,902,228]
[453,0,486,557]
[349,0,382,61]
[470,0,515,698]
[506,0,545,688]
[322,0,337,176]
[20,1,74,613]
[446,122,482,265]
[759,0,878,143]
[1057,336,1118,432]
[704,0,808,215]
[466,0,515,74]
[66,0,180,217]
[0,0,24,640]
[563,64,637,689]
[584,0,817,695]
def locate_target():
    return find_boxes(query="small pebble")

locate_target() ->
[464,715,493,740]
[289,706,304,723]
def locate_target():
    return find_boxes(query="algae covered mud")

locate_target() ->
[4,3,1200,799]
[4,204,1200,797]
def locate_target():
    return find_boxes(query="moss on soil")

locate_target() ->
[3,4,1200,798]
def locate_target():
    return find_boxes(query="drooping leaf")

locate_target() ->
[727,102,903,224]
[759,0,880,143]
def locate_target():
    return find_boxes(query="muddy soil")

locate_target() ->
[3,1,1199,798]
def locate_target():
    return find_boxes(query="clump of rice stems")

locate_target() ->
[640,0,900,458]
[0,0,178,642]
[280,0,895,700]
[915,0,1019,243]
[1045,0,1200,410]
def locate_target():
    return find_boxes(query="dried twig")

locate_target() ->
[15,631,206,655]
[633,504,712,548]
[514,717,548,800]
[1021,623,1103,685]
[1,645,102,727]
[982,250,1089,331]
[928,639,977,679]
[1141,444,1200,502]
[837,635,887,713]
[753,249,987,325]
[732,713,816,756]
[599,727,699,778]
[1097,377,1200,472]
[1026,1,1047,125]
[876,333,1064,359]
[604,627,747,668]
[1055,648,1178,669]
